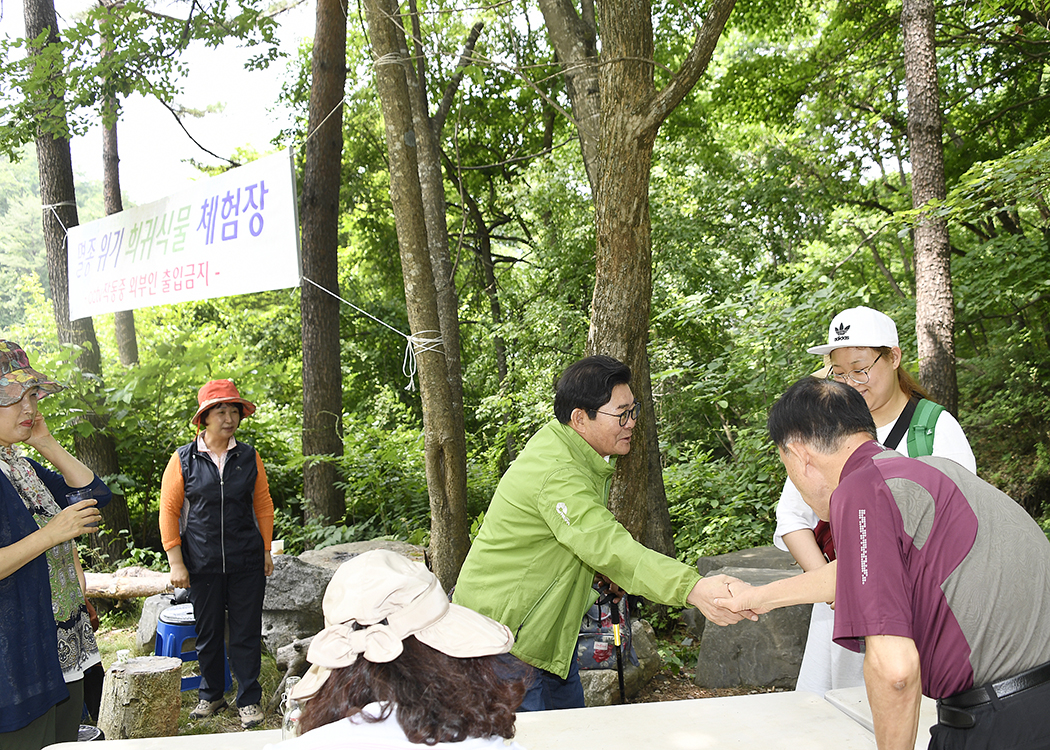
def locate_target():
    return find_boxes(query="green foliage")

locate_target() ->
[0,0,282,158]
[665,429,784,561]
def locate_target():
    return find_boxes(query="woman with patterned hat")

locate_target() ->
[0,341,109,749]
[159,379,275,729]
[265,549,527,749]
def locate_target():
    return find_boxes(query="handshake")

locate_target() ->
[691,563,837,626]
[686,574,790,626]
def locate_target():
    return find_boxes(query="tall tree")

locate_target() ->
[299,0,347,525]
[539,0,736,553]
[360,0,473,587]
[901,0,957,412]
[101,8,139,367]
[23,0,131,562]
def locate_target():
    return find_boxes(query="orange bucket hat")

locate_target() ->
[191,379,256,425]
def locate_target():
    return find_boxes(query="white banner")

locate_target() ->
[67,149,301,321]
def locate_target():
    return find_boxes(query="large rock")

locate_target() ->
[693,566,811,689]
[298,539,425,572]
[581,619,662,706]
[136,593,175,654]
[261,555,334,656]
[696,545,798,577]
[262,540,425,655]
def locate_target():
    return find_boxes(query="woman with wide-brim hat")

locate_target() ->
[264,550,527,749]
[159,379,274,729]
[0,340,109,749]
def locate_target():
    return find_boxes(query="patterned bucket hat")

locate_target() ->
[0,341,64,407]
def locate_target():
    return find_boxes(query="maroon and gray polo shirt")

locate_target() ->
[831,441,1050,699]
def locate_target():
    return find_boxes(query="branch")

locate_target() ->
[433,21,484,135]
[158,98,240,166]
[845,221,907,299]
[644,0,736,134]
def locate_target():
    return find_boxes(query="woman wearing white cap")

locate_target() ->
[773,307,975,695]
[266,550,526,749]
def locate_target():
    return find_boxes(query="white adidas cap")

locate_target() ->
[807,306,899,356]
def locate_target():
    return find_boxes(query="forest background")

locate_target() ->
[1,0,1049,583]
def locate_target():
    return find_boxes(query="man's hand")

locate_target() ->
[714,579,776,616]
[594,573,623,603]
[688,575,759,625]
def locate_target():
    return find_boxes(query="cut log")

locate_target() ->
[98,655,183,739]
[86,567,173,600]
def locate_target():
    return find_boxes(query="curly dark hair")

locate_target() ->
[297,636,526,743]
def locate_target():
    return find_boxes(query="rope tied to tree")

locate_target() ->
[301,276,443,392]
[40,201,76,247]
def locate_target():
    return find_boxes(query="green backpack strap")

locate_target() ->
[907,398,945,457]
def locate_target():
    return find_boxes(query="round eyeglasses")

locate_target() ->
[596,400,641,427]
[827,352,883,385]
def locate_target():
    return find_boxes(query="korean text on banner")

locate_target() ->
[66,149,301,322]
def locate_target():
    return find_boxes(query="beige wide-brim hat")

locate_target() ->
[807,306,899,356]
[291,549,514,701]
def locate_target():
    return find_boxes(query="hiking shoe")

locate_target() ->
[239,703,264,729]
[189,698,227,719]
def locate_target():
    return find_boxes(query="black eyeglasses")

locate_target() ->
[596,400,641,427]
[827,352,883,385]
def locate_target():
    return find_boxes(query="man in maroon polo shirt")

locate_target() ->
[731,377,1050,750]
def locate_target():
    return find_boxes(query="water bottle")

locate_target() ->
[282,675,303,740]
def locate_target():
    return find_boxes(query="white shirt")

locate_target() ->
[264,703,527,750]
[773,408,976,550]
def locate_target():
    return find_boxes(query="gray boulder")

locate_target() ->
[136,593,175,655]
[693,566,811,689]
[696,545,798,577]
[581,619,662,706]
[298,539,425,572]
[261,555,334,656]
[262,540,426,655]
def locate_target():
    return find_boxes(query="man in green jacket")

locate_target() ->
[453,355,751,711]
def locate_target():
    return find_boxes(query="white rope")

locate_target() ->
[301,276,443,391]
[41,201,75,247]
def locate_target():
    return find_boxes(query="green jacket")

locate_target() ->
[453,420,702,678]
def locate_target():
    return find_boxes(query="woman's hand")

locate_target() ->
[169,561,191,589]
[44,499,101,545]
[23,412,55,450]
[264,552,274,577]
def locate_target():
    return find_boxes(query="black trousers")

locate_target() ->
[188,567,266,706]
[930,679,1050,750]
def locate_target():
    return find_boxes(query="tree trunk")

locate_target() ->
[362,0,470,588]
[25,0,130,563]
[901,0,957,414]
[407,1,471,566]
[102,81,140,367]
[537,0,601,192]
[299,0,347,526]
[544,0,735,554]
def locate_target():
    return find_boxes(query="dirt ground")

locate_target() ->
[633,670,785,703]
